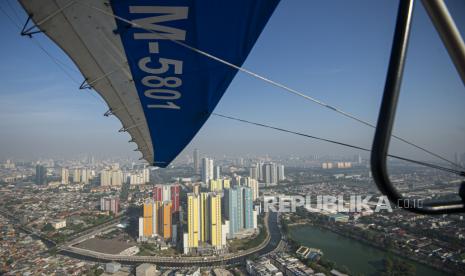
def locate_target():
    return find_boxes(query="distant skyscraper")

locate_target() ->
[81,168,91,184]
[277,165,285,181]
[170,185,180,213]
[246,177,259,201]
[161,202,172,239]
[100,167,123,186]
[264,163,277,185]
[100,170,112,186]
[73,168,81,183]
[258,162,265,181]
[111,170,123,186]
[61,168,69,185]
[193,149,200,174]
[3,160,15,169]
[153,185,163,202]
[243,187,254,229]
[162,185,171,201]
[249,165,259,180]
[143,168,150,183]
[35,165,47,185]
[214,165,221,180]
[201,158,214,183]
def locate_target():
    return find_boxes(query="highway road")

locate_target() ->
[60,211,282,267]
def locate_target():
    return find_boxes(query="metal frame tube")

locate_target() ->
[371,0,465,214]
[422,0,465,86]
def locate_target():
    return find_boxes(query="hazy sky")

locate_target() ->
[0,0,464,163]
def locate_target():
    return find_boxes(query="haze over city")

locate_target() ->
[1,0,464,162]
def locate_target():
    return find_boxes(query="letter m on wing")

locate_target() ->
[129,6,188,41]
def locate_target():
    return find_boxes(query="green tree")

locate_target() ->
[41,223,54,232]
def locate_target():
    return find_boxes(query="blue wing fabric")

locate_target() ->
[111,0,280,167]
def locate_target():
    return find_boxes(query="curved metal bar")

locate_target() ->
[371,0,465,214]
[422,0,465,86]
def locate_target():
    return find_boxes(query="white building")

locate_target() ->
[253,210,258,229]
[50,219,66,230]
[100,166,123,186]
[61,168,69,185]
[277,165,285,181]
[221,220,229,247]
[105,262,121,274]
[264,163,278,185]
[201,157,214,183]
[246,177,259,201]
[73,168,81,183]
[136,263,158,276]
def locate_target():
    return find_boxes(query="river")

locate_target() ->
[289,225,447,276]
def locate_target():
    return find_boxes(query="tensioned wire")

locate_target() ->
[0,3,111,105]
[78,2,464,170]
[212,113,465,177]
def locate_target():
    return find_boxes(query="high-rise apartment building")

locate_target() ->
[139,199,175,240]
[199,192,209,243]
[209,193,222,248]
[35,165,47,185]
[246,177,259,201]
[249,165,259,180]
[187,193,199,248]
[100,197,119,215]
[73,168,81,183]
[277,165,285,181]
[100,166,123,186]
[142,200,155,238]
[243,187,254,229]
[201,157,214,183]
[224,186,256,238]
[153,185,163,201]
[61,168,69,185]
[128,168,150,185]
[161,202,172,239]
[186,191,226,251]
[224,188,239,238]
[214,165,221,180]
[111,169,123,186]
[264,163,278,185]
[170,185,180,213]
[193,149,200,174]
[209,179,222,192]
[153,184,179,213]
